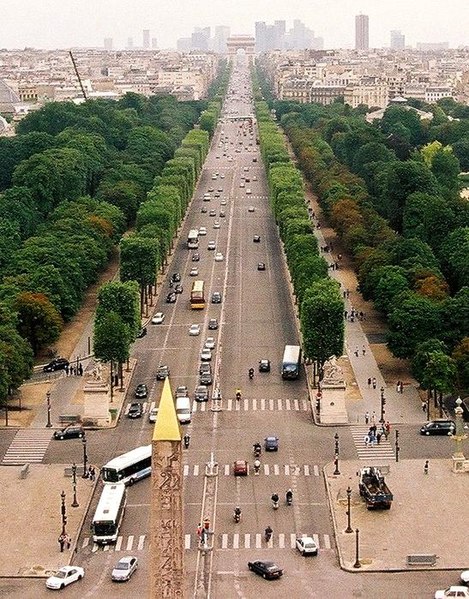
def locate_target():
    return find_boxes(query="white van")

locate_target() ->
[176,397,191,424]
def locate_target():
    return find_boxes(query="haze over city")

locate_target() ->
[0,0,468,50]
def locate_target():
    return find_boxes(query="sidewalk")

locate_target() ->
[324,458,469,571]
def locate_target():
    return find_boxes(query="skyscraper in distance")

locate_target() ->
[390,30,405,49]
[355,14,369,50]
[143,29,150,49]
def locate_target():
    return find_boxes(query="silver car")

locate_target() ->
[111,556,138,582]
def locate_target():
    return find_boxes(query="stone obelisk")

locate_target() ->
[150,377,184,598]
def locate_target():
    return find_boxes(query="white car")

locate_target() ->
[435,588,469,599]
[199,226,207,236]
[214,252,224,262]
[204,337,215,349]
[190,267,199,276]
[148,406,158,423]
[296,536,318,556]
[200,348,212,361]
[253,175,258,181]
[248,206,255,213]
[151,312,165,324]
[461,571,469,585]
[213,221,220,229]
[46,566,85,590]
[220,199,227,205]
[189,324,201,336]
[208,241,216,250]
[220,173,225,178]
[111,555,138,582]
[246,188,252,194]
[239,182,245,188]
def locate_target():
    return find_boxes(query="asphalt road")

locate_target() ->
[4,57,463,599]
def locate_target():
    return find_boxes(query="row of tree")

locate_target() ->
[264,88,469,393]
[254,97,344,379]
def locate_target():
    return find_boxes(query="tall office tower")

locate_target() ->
[191,27,210,51]
[127,37,134,49]
[143,29,150,49]
[390,30,405,49]
[151,37,158,49]
[213,25,230,54]
[255,21,267,53]
[104,38,113,50]
[355,14,369,50]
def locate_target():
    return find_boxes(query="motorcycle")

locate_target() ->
[233,508,241,523]
[271,494,279,510]
[248,368,254,380]
[253,444,261,458]
[236,390,242,401]
[264,527,273,542]
[183,435,190,449]
[286,491,293,506]
[253,459,261,475]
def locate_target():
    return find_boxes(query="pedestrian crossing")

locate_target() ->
[192,398,310,412]
[2,429,52,465]
[82,532,331,553]
[183,463,321,477]
[351,426,395,460]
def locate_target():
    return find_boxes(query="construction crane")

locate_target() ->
[69,51,87,101]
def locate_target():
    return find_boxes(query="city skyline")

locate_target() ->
[0,0,467,50]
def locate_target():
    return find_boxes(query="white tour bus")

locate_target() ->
[101,445,151,486]
[92,482,126,545]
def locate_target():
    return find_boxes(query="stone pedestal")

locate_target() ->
[319,357,348,424]
[83,376,110,427]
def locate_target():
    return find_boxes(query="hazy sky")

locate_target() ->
[0,0,467,50]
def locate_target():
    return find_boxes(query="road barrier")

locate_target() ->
[406,554,437,566]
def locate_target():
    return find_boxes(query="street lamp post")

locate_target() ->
[46,390,52,428]
[380,386,386,423]
[82,436,88,478]
[60,490,67,536]
[353,528,361,568]
[345,486,353,533]
[395,429,400,462]
[71,463,79,508]
[333,432,340,475]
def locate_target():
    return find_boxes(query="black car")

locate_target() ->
[194,385,209,402]
[171,273,181,283]
[259,359,271,372]
[264,436,279,451]
[43,358,69,372]
[174,284,183,294]
[199,371,213,385]
[192,253,200,262]
[166,292,177,303]
[53,425,85,440]
[134,383,148,399]
[156,365,170,380]
[211,292,222,304]
[199,362,211,375]
[208,318,218,330]
[136,327,147,338]
[128,403,143,419]
[420,420,456,435]
[247,560,283,580]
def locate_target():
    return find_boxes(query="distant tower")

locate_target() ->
[150,378,184,597]
[143,29,150,49]
[355,14,369,50]
[151,37,158,49]
[390,30,405,49]
[104,38,113,51]
[127,37,134,49]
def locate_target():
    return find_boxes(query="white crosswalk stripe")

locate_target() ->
[182,463,321,476]
[84,531,332,553]
[2,429,53,464]
[191,399,310,412]
[351,426,395,460]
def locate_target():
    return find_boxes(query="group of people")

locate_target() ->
[364,422,391,446]
[84,465,96,481]
[65,362,83,376]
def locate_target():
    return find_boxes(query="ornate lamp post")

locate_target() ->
[380,386,386,423]
[452,397,468,473]
[333,432,340,475]
[46,390,52,428]
[345,486,353,533]
[395,429,400,462]
[60,490,67,536]
[71,463,79,507]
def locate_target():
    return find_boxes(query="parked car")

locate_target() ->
[46,566,85,590]
[247,560,283,580]
[156,365,170,380]
[265,436,279,451]
[111,556,138,582]
[296,536,318,556]
[151,312,165,324]
[53,425,84,440]
[259,359,271,372]
[194,385,209,402]
[420,420,456,435]
[166,292,177,304]
[208,318,218,330]
[233,459,248,476]
[127,403,143,419]
[43,358,69,372]
[134,383,148,399]
[189,324,201,336]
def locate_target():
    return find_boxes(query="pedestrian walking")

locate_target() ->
[371,411,376,425]
[376,432,382,444]
[367,377,372,387]
[64,364,69,376]
[58,534,66,552]
[362,345,366,356]
[396,380,401,393]
[354,346,359,357]
[424,460,429,475]
[88,466,96,481]
[346,289,350,298]
[197,523,202,539]
[399,382,404,394]
[422,401,427,412]
[78,362,83,376]
[344,310,348,320]
[370,424,377,436]
[65,534,71,549]
[385,421,391,439]
[364,411,370,424]
[372,377,377,389]
[363,435,370,447]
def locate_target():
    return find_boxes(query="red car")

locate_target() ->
[233,460,248,476]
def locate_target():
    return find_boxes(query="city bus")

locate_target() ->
[187,229,199,250]
[101,445,152,486]
[92,483,126,545]
[281,345,302,380]
[190,280,205,309]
